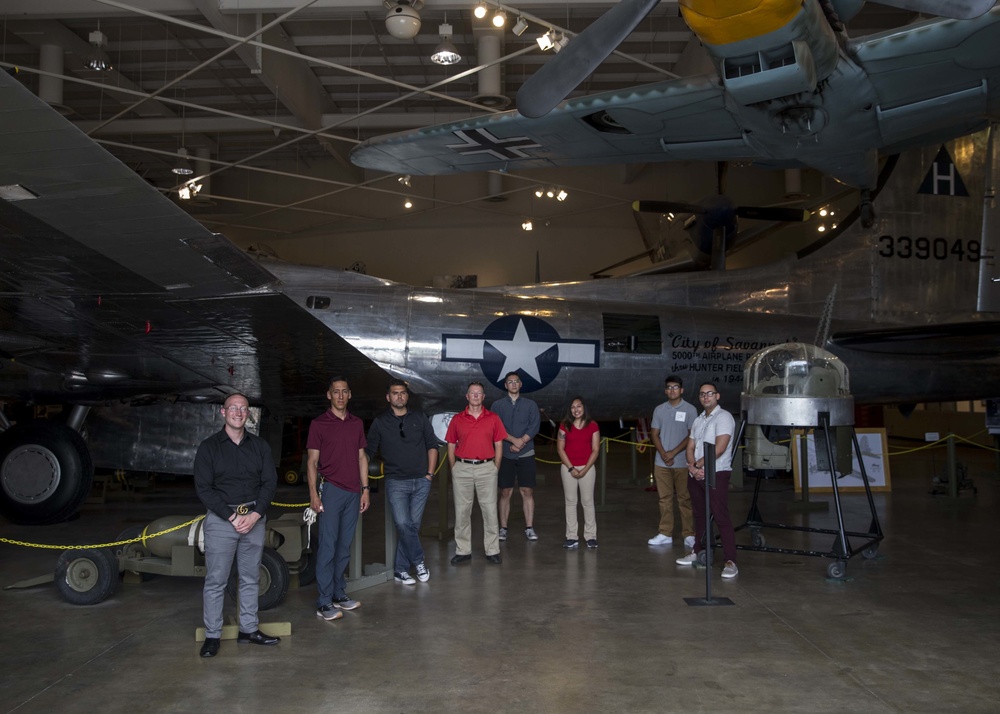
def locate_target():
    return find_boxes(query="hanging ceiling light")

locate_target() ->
[556,189,569,202]
[534,187,544,198]
[172,147,194,176]
[431,22,461,65]
[521,219,533,231]
[554,33,570,53]
[404,197,413,209]
[473,1,488,20]
[492,8,507,28]
[512,16,529,36]
[86,29,113,71]
[398,174,412,187]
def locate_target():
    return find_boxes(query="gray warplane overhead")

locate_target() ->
[350,0,1000,224]
[1,67,998,527]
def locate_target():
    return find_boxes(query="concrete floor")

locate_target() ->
[1,441,998,714]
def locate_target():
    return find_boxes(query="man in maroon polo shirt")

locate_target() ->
[307,376,369,620]
[445,381,506,565]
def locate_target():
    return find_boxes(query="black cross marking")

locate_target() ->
[446,128,541,160]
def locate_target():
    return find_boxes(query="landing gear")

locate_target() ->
[0,422,94,525]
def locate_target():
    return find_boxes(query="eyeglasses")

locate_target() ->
[505,379,521,385]
[666,385,681,391]
[698,391,717,398]
[226,406,249,414]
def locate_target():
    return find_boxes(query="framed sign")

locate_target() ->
[790,428,892,493]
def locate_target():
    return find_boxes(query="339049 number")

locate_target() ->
[878,235,980,262]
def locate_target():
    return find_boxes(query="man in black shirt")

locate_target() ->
[366,380,439,585]
[194,393,279,657]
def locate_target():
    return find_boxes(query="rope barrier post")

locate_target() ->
[630,427,637,484]
[685,442,734,607]
[439,453,453,541]
[947,432,958,499]
[599,438,608,507]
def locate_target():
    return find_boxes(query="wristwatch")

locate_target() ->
[361,485,370,491]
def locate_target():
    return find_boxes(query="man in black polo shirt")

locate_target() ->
[194,393,279,657]
[366,380,439,585]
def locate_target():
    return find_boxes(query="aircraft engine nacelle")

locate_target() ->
[680,0,841,105]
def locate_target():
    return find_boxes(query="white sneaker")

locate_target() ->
[648,533,672,546]
[676,551,698,565]
[684,535,696,549]
[394,571,416,585]
[415,562,430,582]
[721,561,739,579]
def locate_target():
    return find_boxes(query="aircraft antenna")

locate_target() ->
[814,284,837,347]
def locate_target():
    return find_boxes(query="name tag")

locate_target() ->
[675,411,687,422]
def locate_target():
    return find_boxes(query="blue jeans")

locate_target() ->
[386,477,432,572]
[316,483,360,607]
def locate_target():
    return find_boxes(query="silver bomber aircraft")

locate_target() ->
[1,66,999,526]
[350,0,1000,223]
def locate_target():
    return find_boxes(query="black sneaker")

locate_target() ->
[586,539,598,549]
[563,539,579,549]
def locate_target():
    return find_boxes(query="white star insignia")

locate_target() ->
[486,319,555,383]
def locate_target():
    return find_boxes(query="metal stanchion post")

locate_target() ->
[630,427,637,484]
[685,442,734,607]
[947,432,958,498]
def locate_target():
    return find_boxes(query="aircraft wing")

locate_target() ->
[0,70,391,416]
[850,9,1000,150]
[350,75,758,175]
[830,321,1000,358]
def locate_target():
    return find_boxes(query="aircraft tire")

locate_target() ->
[226,546,290,611]
[54,547,120,605]
[296,549,316,587]
[0,422,94,525]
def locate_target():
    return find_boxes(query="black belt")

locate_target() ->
[458,458,491,465]
[228,501,256,515]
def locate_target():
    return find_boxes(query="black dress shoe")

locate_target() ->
[200,638,220,657]
[237,630,280,646]
[485,554,502,564]
[450,553,471,565]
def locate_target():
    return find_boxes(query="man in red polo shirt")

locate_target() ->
[445,381,506,565]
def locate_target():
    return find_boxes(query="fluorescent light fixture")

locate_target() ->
[512,16,529,36]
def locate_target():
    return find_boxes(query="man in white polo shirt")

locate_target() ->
[676,382,739,579]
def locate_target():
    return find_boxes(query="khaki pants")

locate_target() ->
[452,461,500,556]
[560,465,597,541]
[653,465,694,538]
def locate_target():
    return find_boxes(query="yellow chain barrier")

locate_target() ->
[0,514,205,550]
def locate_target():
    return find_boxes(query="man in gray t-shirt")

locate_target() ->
[648,375,698,549]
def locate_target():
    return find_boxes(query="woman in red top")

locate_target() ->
[556,397,601,549]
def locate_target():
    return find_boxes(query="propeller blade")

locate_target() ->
[736,205,812,222]
[516,0,661,119]
[876,0,996,20]
[632,200,705,215]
